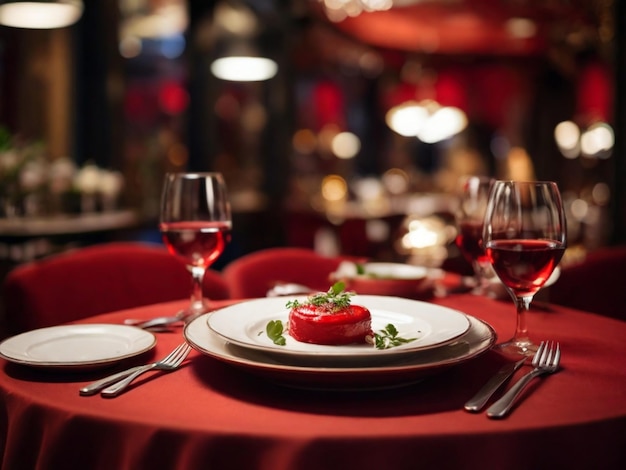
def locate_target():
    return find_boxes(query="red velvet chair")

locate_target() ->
[1,242,230,335]
[222,247,362,299]
[549,245,626,321]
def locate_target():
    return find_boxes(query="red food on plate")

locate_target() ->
[287,283,372,345]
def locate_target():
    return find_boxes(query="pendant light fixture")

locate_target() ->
[210,42,278,82]
[208,1,278,82]
[0,1,83,29]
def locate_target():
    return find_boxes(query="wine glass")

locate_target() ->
[482,180,566,357]
[454,175,495,294]
[159,172,232,318]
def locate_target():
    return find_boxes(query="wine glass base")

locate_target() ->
[463,276,494,297]
[470,286,487,296]
[494,339,539,358]
[179,299,213,321]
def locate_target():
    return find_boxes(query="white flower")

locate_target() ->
[0,150,20,172]
[98,170,124,197]
[49,157,77,194]
[74,164,101,193]
[50,157,76,180]
[19,159,47,191]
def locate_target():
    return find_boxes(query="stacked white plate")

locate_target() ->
[184,295,496,391]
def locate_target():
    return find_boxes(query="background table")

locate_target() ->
[0,210,141,262]
[1,295,625,470]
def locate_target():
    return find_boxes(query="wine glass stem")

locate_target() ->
[189,266,206,314]
[513,295,532,345]
[471,261,491,294]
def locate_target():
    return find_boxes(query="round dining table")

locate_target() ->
[0,293,625,470]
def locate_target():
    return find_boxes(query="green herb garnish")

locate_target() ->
[285,281,354,313]
[266,319,286,346]
[373,324,417,350]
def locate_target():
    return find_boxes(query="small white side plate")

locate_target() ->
[0,324,156,370]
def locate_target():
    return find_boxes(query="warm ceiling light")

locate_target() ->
[210,56,278,82]
[580,122,614,159]
[416,104,467,144]
[554,120,580,159]
[321,174,348,202]
[0,1,83,29]
[386,99,467,143]
[331,131,361,159]
[385,101,428,137]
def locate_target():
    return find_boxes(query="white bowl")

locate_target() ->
[331,262,429,298]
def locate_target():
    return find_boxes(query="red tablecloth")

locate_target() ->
[1,295,625,470]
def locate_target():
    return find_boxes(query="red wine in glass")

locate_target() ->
[456,220,490,267]
[160,173,232,318]
[454,176,494,293]
[486,239,565,297]
[161,221,231,269]
[483,180,567,357]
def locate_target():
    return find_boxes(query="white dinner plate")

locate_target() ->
[185,313,496,390]
[206,296,470,366]
[0,324,157,370]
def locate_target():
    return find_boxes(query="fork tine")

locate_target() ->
[162,343,185,363]
[552,342,561,367]
[542,341,553,366]
[169,344,191,367]
[532,341,545,367]
[539,341,560,369]
[162,343,187,364]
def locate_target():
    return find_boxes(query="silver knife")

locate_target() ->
[464,358,526,412]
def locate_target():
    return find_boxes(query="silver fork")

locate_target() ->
[487,341,561,419]
[79,343,191,397]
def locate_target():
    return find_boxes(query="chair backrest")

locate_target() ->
[1,242,230,335]
[222,247,360,299]
[549,245,626,321]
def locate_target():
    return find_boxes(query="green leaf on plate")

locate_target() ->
[266,320,287,346]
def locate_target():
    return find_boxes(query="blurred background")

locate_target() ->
[0,0,623,272]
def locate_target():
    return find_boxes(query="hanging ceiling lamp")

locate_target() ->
[0,0,83,29]
[210,38,278,82]
[211,56,278,82]
[209,1,278,82]
[210,46,278,82]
